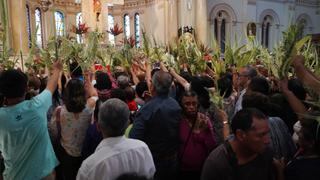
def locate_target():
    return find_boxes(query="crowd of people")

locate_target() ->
[0,54,319,180]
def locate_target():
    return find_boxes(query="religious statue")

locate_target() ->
[93,0,102,22]
[247,23,257,36]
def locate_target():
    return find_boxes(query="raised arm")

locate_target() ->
[46,61,63,94]
[145,61,152,92]
[280,77,307,121]
[292,55,320,94]
[168,68,190,90]
[130,66,140,85]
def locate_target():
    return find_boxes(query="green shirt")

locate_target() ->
[0,90,59,180]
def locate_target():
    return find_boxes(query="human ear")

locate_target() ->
[235,129,246,141]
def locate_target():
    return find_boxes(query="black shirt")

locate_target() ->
[201,141,276,180]
[285,156,320,180]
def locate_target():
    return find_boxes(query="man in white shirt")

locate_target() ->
[234,66,257,114]
[77,98,155,180]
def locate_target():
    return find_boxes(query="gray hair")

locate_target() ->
[117,75,130,89]
[98,98,130,137]
[152,71,173,95]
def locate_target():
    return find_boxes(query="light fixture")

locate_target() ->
[38,0,52,12]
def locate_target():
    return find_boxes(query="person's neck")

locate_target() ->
[230,140,258,165]
[5,97,25,106]
[184,114,197,124]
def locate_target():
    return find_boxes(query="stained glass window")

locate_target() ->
[26,5,32,48]
[55,11,65,36]
[124,14,130,38]
[35,8,43,48]
[76,12,83,43]
[134,13,140,47]
[108,14,115,45]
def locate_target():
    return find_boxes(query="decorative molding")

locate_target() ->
[259,9,280,25]
[296,0,320,7]
[296,13,313,28]
[248,0,256,5]
[209,3,238,23]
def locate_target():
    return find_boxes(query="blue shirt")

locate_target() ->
[129,95,182,158]
[0,90,59,180]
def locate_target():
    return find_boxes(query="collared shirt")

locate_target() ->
[77,136,155,180]
[129,95,182,158]
[0,90,59,180]
[234,89,246,115]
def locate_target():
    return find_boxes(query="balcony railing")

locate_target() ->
[296,0,320,6]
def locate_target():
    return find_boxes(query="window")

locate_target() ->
[261,15,272,48]
[26,5,32,48]
[221,19,226,53]
[108,14,115,45]
[75,0,81,4]
[213,10,229,53]
[35,8,43,48]
[134,13,140,47]
[55,11,65,36]
[247,23,257,36]
[76,12,83,43]
[124,14,130,38]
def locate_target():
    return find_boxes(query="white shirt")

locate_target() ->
[234,88,246,115]
[77,136,156,180]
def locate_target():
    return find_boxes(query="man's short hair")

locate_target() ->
[244,65,258,79]
[231,108,267,134]
[248,76,270,95]
[117,75,130,89]
[98,98,130,137]
[0,69,28,98]
[152,71,173,95]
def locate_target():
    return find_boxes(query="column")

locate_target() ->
[82,0,98,32]
[82,0,123,40]
[196,0,208,45]
[9,0,29,54]
[217,18,222,47]
[262,24,266,47]
[43,9,55,46]
[166,0,178,42]
[97,2,109,35]
[178,0,195,28]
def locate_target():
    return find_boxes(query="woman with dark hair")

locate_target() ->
[50,78,97,180]
[169,68,228,145]
[94,71,113,102]
[284,112,320,180]
[179,91,216,180]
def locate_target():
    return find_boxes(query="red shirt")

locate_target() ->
[179,114,216,172]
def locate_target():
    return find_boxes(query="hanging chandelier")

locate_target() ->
[38,0,52,12]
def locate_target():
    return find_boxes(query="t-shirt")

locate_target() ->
[0,90,59,180]
[201,141,276,180]
[285,156,320,180]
